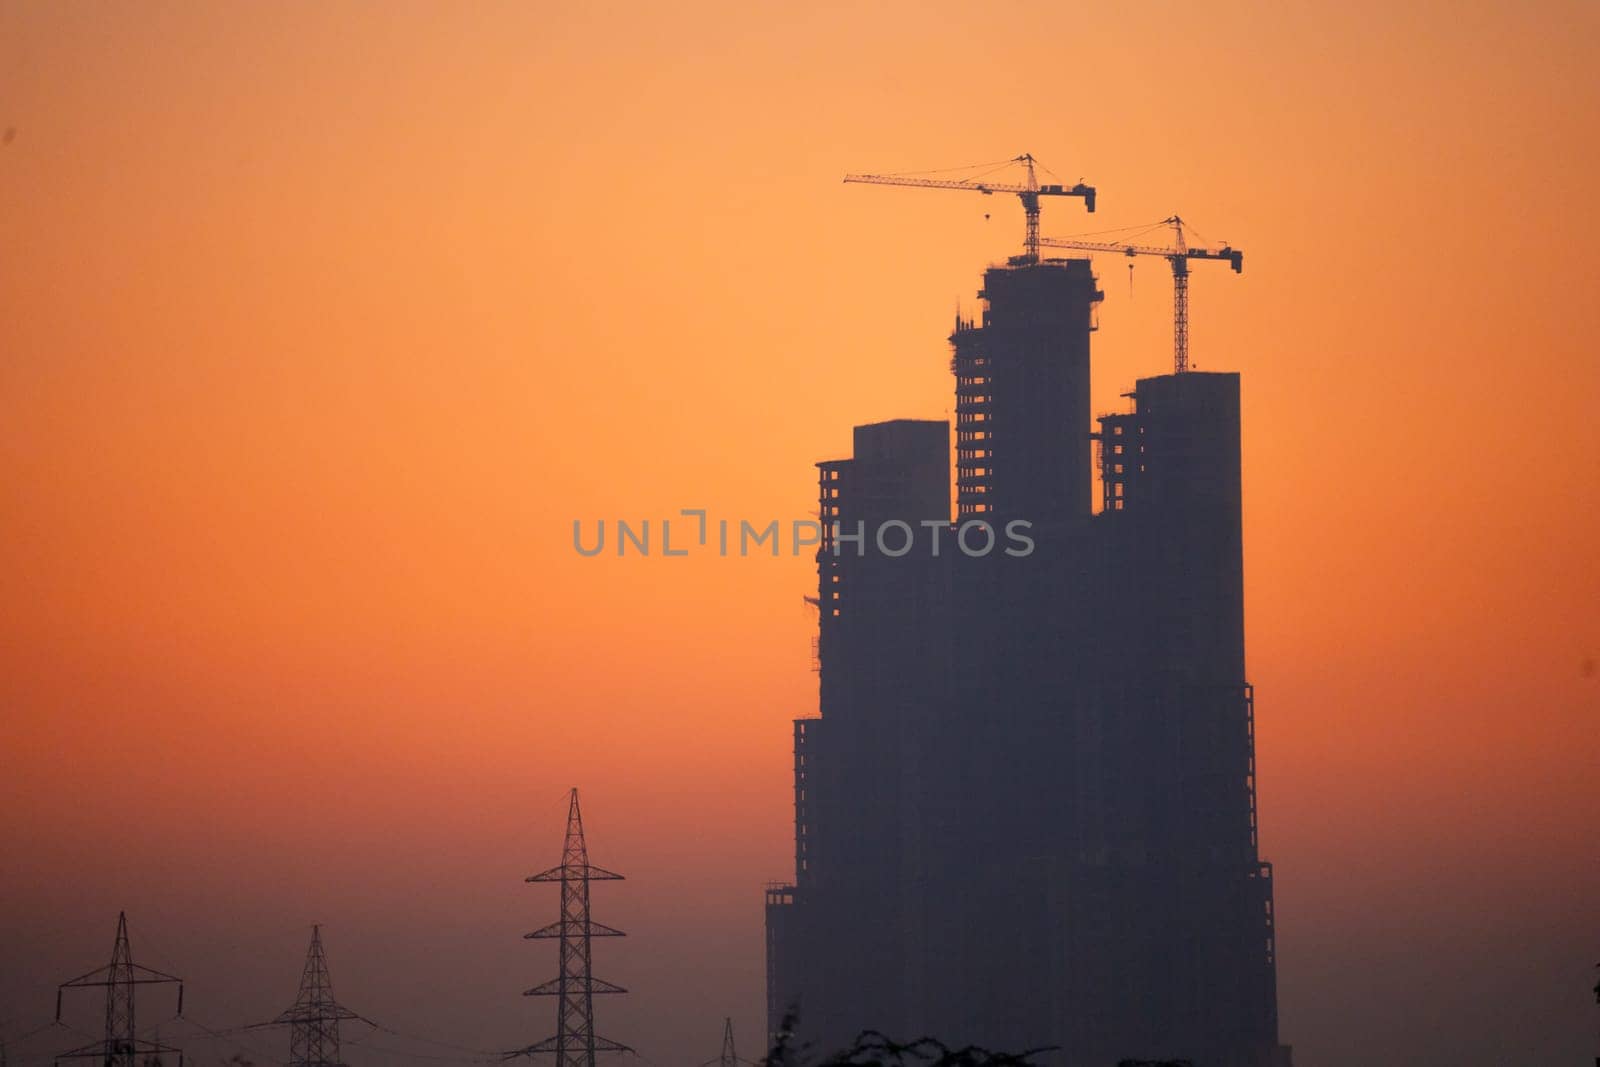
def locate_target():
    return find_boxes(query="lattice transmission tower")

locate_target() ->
[718,1018,737,1067]
[507,788,630,1067]
[54,912,184,1067]
[247,926,361,1067]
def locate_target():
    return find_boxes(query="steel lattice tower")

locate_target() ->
[265,926,359,1067]
[717,1018,737,1067]
[508,788,630,1067]
[54,912,184,1067]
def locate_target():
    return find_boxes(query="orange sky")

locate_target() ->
[1,3,1597,1065]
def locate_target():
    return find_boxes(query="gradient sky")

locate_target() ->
[2,3,1597,1065]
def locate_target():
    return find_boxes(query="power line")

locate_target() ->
[362,1021,505,1060]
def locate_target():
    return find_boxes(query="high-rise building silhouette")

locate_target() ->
[766,258,1290,1067]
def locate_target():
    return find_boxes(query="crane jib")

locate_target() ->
[842,157,1098,259]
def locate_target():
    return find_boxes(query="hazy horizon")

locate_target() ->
[2,2,1597,1065]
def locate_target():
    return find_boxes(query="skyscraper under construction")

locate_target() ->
[765,257,1292,1067]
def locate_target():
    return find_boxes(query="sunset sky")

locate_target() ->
[1,2,1597,1065]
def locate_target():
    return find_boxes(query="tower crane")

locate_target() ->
[844,154,1095,265]
[1040,216,1242,374]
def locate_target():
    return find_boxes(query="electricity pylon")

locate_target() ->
[250,926,361,1067]
[718,1018,737,1067]
[55,912,184,1067]
[507,788,630,1067]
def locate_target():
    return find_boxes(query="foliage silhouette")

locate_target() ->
[763,1013,1056,1067]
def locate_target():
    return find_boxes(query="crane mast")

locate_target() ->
[1039,216,1242,374]
[844,154,1095,264]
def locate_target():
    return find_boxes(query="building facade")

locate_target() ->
[766,259,1290,1067]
